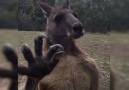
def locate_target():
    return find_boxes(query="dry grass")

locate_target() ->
[77,33,110,90]
[110,32,129,90]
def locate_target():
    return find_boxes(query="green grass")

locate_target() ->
[1,30,128,90]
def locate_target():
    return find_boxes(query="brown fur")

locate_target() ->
[37,0,99,90]
[39,37,99,90]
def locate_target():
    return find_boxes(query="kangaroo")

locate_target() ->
[2,0,99,90]
[37,0,99,90]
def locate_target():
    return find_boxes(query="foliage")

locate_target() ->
[18,0,55,31]
[110,0,129,31]
[0,0,17,28]
[0,0,129,32]
[70,0,110,33]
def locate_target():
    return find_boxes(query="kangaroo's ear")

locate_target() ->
[37,1,52,17]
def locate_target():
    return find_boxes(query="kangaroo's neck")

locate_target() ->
[45,34,83,56]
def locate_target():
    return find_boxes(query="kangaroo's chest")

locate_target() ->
[39,55,90,90]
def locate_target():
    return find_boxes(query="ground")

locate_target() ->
[0,29,128,90]
[110,32,129,90]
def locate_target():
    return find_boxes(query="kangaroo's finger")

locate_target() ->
[46,44,64,62]
[22,44,35,65]
[51,50,65,68]
[2,44,18,66]
[34,35,46,57]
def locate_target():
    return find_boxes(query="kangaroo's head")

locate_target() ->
[38,0,85,44]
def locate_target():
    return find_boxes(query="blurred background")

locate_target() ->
[0,0,129,33]
[0,0,129,90]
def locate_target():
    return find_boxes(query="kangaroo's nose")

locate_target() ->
[72,23,83,34]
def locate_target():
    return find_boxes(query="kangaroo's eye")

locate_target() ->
[54,14,63,23]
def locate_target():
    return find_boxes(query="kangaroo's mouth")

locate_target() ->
[69,29,85,39]
[72,31,84,39]
[66,29,85,39]
[71,22,85,39]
